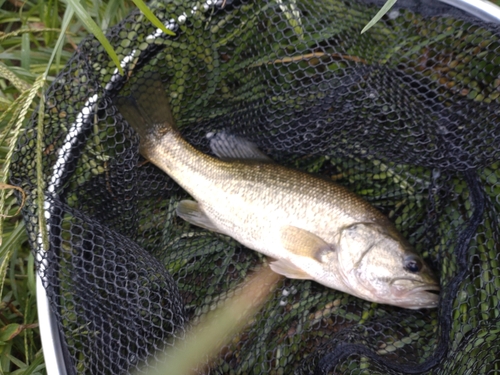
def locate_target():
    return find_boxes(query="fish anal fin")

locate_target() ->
[207,131,273,162]
[176,200,223,234]
[280,226,334,263]
[270,258,311,280]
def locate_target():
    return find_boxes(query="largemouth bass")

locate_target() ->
[116,77,439,309]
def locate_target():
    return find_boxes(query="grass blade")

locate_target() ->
[102,0,126,31]
[0,183,26,219]
[36,93,48,254]
[64,0,124,75]
[21,32,31,70]
[131,0,176,36]
[0,28,61,44]
[52,3,75,75]
[0,221,25,299]
[361,0,398,34]
[141,266,281,375]
[0,76,45,250]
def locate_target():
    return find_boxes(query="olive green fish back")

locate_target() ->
[11,0,500,374]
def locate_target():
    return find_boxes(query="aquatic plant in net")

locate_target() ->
[10,0,500,373]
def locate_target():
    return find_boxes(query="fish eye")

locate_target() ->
[404,255,423,273]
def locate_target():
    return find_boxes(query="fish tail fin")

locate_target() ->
[115,73,176,141]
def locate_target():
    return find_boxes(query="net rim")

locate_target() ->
[440,0,500,22]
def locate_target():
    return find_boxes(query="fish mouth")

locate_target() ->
[400,284,440,309]
[387,280,440,309]
[390,277,440,292]
[408,284,440,293]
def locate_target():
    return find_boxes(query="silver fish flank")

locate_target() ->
[116,78,440,309]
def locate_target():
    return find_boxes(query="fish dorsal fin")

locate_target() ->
[176,200,224,234]
[206,131,273,162]
[280,226,335,263]
[269,258,311,279]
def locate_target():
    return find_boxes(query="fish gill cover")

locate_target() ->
[10,0,500,374]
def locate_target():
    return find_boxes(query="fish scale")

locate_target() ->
[115,79,440,309]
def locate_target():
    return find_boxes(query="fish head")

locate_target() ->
[336,222,440,309]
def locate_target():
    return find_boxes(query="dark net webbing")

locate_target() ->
[10,0,500,374]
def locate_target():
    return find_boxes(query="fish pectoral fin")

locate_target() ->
[280,226,334,263]
[269,259,311,279]
[176,200,223,234]
[207,131,273,162]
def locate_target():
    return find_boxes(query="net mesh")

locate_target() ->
[10,0,500,373]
